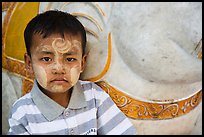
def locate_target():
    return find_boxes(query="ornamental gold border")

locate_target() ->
[2,2,35,81]
[96,81,202,120]
[2,2,15,11]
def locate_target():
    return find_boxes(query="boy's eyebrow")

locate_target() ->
[64,51,78,56]
[39,51,54,55]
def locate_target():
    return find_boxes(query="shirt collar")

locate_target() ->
[31,80,87,121]
[68,80,87,109]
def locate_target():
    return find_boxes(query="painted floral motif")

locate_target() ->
[97,81,202,120]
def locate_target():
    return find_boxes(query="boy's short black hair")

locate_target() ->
[24,10,86,56]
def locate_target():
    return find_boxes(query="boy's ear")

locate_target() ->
[24,53,34,74]
[80,54,88,73]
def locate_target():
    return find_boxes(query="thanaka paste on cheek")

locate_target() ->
[70,67,80,86]
[32,64,47,88]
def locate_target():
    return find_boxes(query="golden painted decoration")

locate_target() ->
[96,81,202,120]
[192,39,202,59]
[22,79,34,95]
[2,2,39,94]
[2,2,14,11]
[4,2,40,61]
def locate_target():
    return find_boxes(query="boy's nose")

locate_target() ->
[51,62,66,74]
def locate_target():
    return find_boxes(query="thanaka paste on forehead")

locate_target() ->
[52,38,82,54]
[52,38,71,54]
[40,45,52,52]
[71,40,82,52]
[72,40,82,46]
[35,44,53,54]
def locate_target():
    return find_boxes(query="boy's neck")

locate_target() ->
[45,89,72,108]
[37,83,72,108]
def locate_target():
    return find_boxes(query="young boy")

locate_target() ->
[7,10,136,135]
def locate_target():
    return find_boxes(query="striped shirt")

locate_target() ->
[7,80,136,135]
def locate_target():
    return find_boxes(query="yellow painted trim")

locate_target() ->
[97,81,202,120]
[2,2,39,94]
[84,27,99,38]
[94,2,106,17]
[4,2,40,61]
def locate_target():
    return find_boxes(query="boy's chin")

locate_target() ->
[49,85,72,93]
[37,81,72,94]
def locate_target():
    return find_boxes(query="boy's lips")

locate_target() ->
[50,78,68,84]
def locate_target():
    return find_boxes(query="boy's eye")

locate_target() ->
[41,57,52,62]
[66,58,76,62]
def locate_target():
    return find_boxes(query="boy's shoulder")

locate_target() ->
[12,92,33,106]
[10,92,33,114]
[79,80,110,100]
[79,80,105,93]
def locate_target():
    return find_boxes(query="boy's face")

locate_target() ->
[25,33,86,93]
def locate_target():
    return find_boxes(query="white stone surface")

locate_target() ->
[2,70,23,135]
